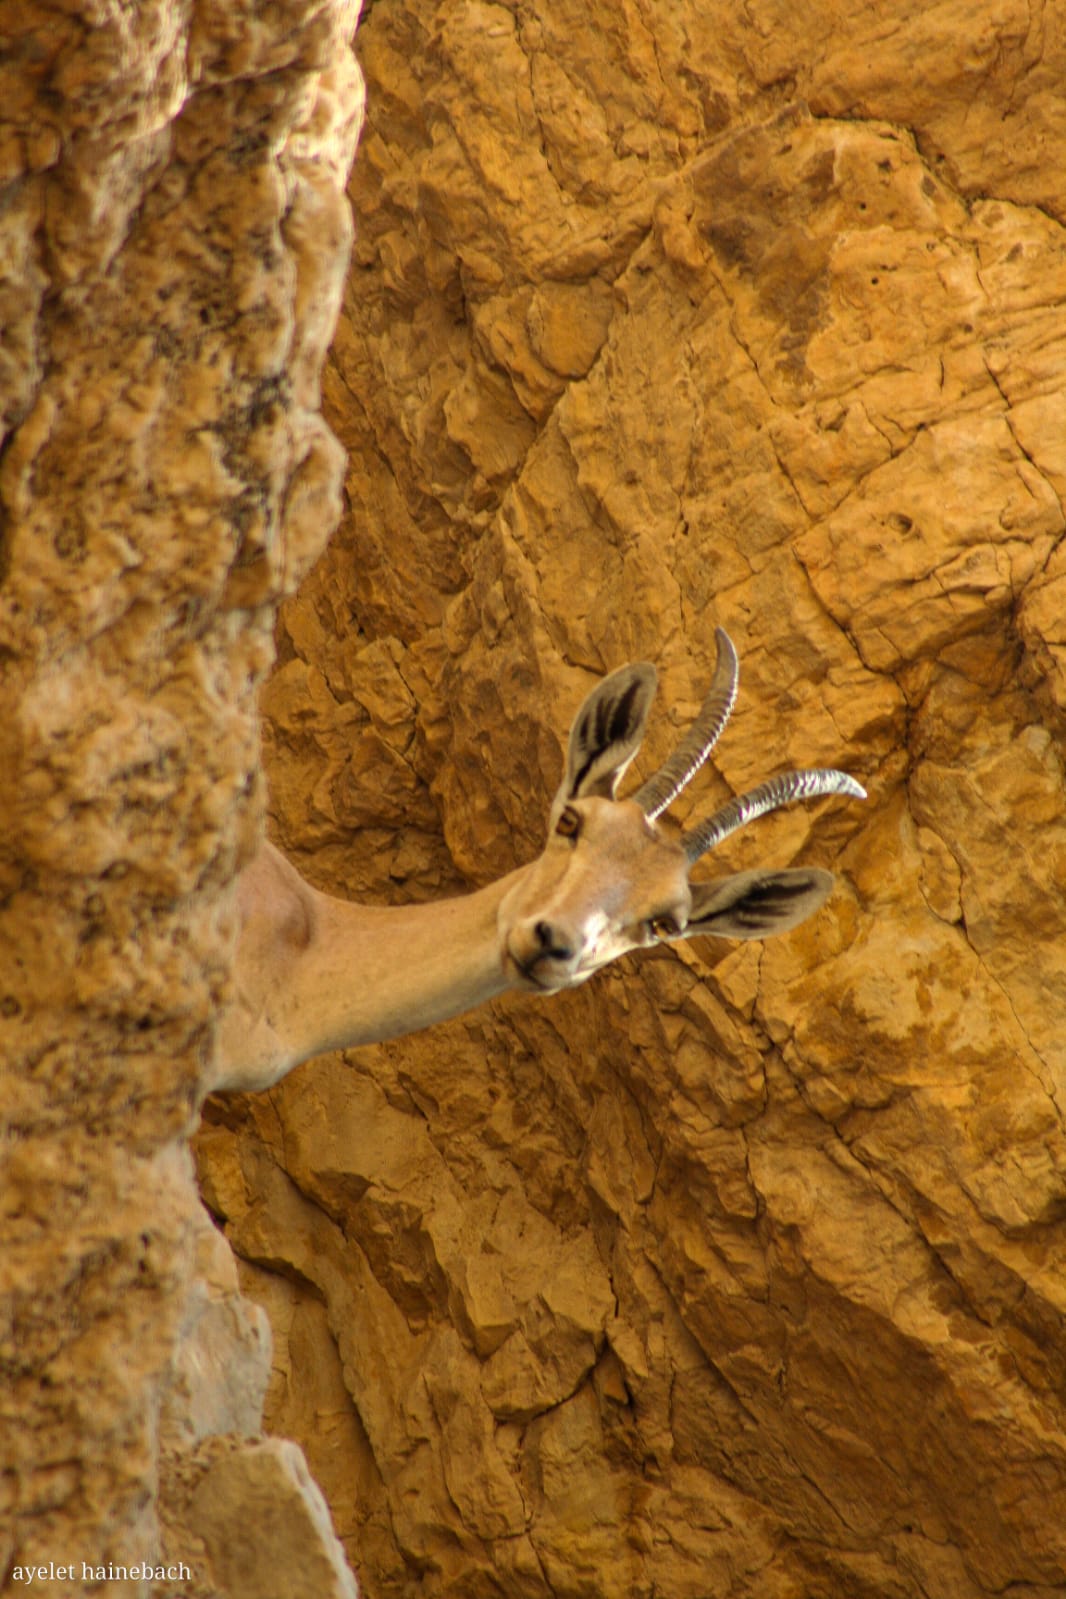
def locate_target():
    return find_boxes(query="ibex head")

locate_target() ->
[499,628,865,992]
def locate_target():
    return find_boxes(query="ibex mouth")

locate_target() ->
[504,942,571,992]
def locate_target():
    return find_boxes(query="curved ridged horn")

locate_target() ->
[633,627,739,821]
[683,768,867,863]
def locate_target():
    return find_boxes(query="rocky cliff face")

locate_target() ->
[2,3,362,1595]
[7,2,1066,1598]
[198,4,1066,1597]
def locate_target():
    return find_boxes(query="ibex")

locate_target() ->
[216,630,864,1092]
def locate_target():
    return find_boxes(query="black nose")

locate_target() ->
[534,921,573,961]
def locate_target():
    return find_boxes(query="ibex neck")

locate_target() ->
[217,843,526,1091]
[308,870,521,1050]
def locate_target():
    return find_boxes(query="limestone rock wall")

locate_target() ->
[2,3,362,1594]
[199,3,1066,1598]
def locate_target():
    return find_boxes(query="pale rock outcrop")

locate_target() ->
[2,2,363,1594]
[198,3,1066,1598]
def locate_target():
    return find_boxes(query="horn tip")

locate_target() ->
[809,769,868,803]
[713,625,738,666]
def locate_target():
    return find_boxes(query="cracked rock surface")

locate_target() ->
[196,3,1066,1597]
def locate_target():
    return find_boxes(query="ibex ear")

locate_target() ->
[684,867,834,940]
[552,663,657,817]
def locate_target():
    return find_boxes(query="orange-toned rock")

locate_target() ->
[8,0,1066,1596]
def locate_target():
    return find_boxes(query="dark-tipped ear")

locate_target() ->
[552,662,657,816]
[684,868,834,940]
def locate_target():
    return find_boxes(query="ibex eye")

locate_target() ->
[649,915,680,940]
[555,807,581,839]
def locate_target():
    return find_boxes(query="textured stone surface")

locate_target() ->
[1,2,362,1594]
[161,1437,360,1599]
[199,4,1066,1598]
